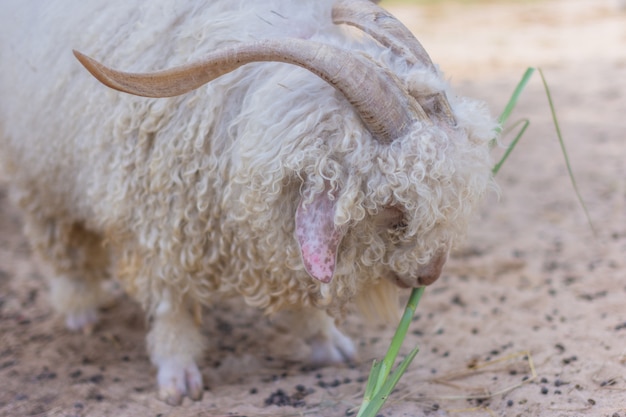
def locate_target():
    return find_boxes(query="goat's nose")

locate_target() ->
[394,248,448,288]
[415,249,448,286]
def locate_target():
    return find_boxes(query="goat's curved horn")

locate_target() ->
[332,0,455,124]
[74,38,427,144]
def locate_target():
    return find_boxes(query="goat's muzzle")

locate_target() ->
[393,248,448,288]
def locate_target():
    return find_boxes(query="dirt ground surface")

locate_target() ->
[1,0,625,416]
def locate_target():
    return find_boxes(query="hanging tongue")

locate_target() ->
[295,189,345,283]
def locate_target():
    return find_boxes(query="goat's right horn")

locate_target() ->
[74,38,427,144]
[332,0,456,124]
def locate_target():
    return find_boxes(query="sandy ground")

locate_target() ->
[1,0,625,416]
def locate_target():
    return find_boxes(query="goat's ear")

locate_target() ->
[295,189,345,283]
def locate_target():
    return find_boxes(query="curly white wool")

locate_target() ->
[0,0,496,404]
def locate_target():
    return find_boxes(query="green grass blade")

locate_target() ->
[376,287,425,389]
[356,359,383,417]
[538,68,596,235]
[492,67,535,143]
[364,359,382,399]
[492,119,529,176]
[356,287,425,417]
[360,347,420,417]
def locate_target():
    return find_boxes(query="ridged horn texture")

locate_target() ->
[332,0,456,124]
[74,38,426,144]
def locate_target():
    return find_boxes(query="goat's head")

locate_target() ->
[74,0,492,290]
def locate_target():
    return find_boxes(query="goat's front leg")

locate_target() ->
[288,308,357,365]
[146,290,205,405]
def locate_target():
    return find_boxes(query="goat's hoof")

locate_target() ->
[309,325,357,365]
[65,308,99,334]
[157,359,203,405]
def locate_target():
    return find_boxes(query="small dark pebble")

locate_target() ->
[219,344,236,353]
[563,276,577,285]
[540,377,548,384]
[554,390,561,395]
[431,403,440,411]
[588,398,596,405]
[451,295,465,307]
[122,356,130,362]
[87,392,105,402]
[612,413,621,417]
[345,409,355,416]
[474,397,489,406]
[74,402,84,409]
[562,356,578,365]
[29,405,45,415]
[70,370,82,379]
[579,291,608,301]
[296,384,306,393]
[249,388,258,394]
[319,378,341,388]
[343,377,352,384]
[89,374,104,384]
[540,387,549,395]
[506,399,514,407]
[554,379,568,387]
[36,369,57,380]
[263,389,305,408]
[614,322,626,331]
[600,379,617,387]
[554,343,566,354]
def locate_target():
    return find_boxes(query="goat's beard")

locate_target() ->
[354,278,401,324]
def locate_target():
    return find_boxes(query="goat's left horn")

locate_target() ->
[332,0,455,124]
[74,38,427,144]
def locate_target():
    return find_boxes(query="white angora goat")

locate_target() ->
[0,0,496,405]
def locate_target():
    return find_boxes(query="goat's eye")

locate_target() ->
[378,206,407,233]
[392,219,408,231]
